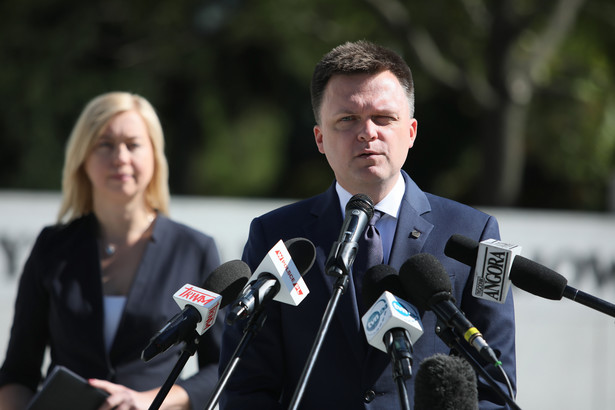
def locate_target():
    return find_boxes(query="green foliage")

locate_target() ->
[0,0,613,210]
[189,100,290,196]
[523,3,615,209]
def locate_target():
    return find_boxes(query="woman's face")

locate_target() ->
[84,110,155,206]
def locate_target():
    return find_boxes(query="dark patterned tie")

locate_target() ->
[353,210,384,313]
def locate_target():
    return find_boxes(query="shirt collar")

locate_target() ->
[335,173,405,220]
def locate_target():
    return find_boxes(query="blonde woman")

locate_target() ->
[0,92,221,410]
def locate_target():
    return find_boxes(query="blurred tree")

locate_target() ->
[360,0,604,207]
[0,0,613,211]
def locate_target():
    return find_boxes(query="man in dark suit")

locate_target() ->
[219,40,516,409]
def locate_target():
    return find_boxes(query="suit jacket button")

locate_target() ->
[363,390,376,403]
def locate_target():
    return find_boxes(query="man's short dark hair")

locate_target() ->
[310,40,415,124]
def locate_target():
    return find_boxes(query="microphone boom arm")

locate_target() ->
[562,286,615,318]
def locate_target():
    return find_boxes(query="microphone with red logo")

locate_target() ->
[226,237,315,325]
[141,259,251,362]
[205,238,315,410]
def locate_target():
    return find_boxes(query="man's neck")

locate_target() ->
[335,173,405,218]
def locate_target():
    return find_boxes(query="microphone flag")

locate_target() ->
[361,290,423,353]
[172,284,222,335]
[472,239,522,304]
[245,239,310,306]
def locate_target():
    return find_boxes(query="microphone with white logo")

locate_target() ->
[325,193,374,278]
[361,264,423,380]
[142,260,251,362]
[361,264,423,410]
[399,253,500,367]
[445,234,615,318]
[226,237,315,325]
[414,354,478,410]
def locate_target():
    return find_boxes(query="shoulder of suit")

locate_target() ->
[32,214,96,257]
[255,192,327,222]
[424,192,492,220]
[154,215,216,245]
[39,213,94,238]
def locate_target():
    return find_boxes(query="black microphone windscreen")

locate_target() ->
[445,232,569,301]
[284,237,316,276]
[444,234,479,267]
[202,260,251,308]
[399,253,452,311]
[414,354,478,410]
[346,193,375,219]
[510,256,568,300]
[361,264,402,309]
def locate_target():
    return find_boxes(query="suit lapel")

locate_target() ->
[389,172,434,271]
[110,215,164,360]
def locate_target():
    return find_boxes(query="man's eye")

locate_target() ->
[373,116,394,125]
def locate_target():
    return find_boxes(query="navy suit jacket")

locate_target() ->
[0,214,222,409]
[219,171,516,409]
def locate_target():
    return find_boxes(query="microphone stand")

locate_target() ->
[435,321,522,410]
[204,310,269,410]
[288,274,350,410]
[289,226,364,410]
[384,330,412,410]
[148,331,200,410]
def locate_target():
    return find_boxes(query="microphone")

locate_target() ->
[399,253,500,366]
[445,234,615,318]
[142,260,251,362]
[414,354,478,410]
[325,193,374,277]
[361,264,423,380]
[226,237,316,325]
[445,236,522,304]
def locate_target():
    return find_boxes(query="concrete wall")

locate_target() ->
[1,191,614,409]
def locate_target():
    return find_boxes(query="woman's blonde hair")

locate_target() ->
[57,92,170,223]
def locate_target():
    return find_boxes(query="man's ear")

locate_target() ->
[314,125,326,154]
[408,118,418,149]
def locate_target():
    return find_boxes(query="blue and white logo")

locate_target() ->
[392,300,410,316]
[365,299,388,332]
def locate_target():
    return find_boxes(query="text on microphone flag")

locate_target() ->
[472,239,522,304]
[274,248,303,296]
[173,284,222,335]
[248,239,310,306]
[177,286,218,304]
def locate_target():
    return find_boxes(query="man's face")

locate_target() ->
[314,70,417,202]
